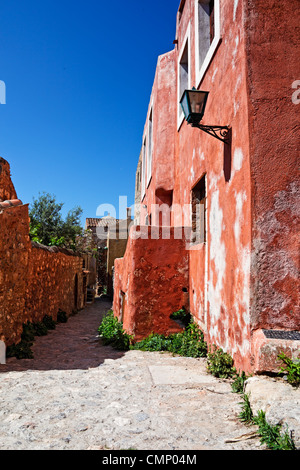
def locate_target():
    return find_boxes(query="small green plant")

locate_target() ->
[132,333,172,352]
[206,345,236,378]
[132,321,207,358]
[238,393,254,424]
[253,410,296,450]
[170,322,207,357]
[231,370,250,394]
[278,352,300,387]
[235,390,296,450]
[98,310,133,351]
[57,310,68,323]
[42,315,56,330]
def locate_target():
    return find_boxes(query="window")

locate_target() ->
[179,43,189,101]
[141,137,146,200]
[191,175,206,244]
[177,23,191,129]
[195,0,221,86]
[147,108,153,187]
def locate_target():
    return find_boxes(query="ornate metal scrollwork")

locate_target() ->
[191,124,231,143]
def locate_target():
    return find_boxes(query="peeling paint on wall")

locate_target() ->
[208,188,226,340]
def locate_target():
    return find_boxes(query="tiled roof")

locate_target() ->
[0,199,23,209]
[85,217,117,227]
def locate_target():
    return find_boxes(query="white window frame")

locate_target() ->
[141,137,147,200]
[147,104,153,187]
[177,22,191,130]
[195,0,221,87]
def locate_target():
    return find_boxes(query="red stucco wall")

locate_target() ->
[115,0,299,373]
[113,226,189,340]
[158,0,252,371]
[245,0,300,334]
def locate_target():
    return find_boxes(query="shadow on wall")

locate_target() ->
[223,128,232,182]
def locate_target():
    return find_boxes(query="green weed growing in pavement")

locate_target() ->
[253,410,296,450]
[238,392,254,424]
[277,352,300,387]
[231,370,250,394]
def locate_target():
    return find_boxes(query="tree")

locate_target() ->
[29,192,84,250]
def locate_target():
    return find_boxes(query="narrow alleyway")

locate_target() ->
[0,298,263,450]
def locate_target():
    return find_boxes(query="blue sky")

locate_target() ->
[0,0,179,226]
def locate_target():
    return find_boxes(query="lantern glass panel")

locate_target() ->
[188,90,208,117]
[180,91,191,119]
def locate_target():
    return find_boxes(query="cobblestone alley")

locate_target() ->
[0,298,263,451]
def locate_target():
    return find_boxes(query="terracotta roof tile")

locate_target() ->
[85,217,117,227]
[0,199,23,209]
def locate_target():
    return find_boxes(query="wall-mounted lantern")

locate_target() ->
[180,88,231,143]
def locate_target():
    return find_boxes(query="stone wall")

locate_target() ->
[0,158,17,202]
[0,204,31,345]
[26,243,85,325]
[0,158,86,348]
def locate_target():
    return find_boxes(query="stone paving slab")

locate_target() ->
[148,365,218,385]
[0,298,273,450]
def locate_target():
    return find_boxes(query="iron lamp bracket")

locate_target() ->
[191,123,231,143]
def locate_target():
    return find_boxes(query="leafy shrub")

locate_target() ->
[98,310,132,351]
[132,321,207,358]
[33,321,48,336]
[42,315,56,330]
[206,345,236,378]
[278,352,300,387]
[132,333,172,352]
[6,340,34,359]
[57,310,68,323]
[6,316,57,360]
[21,322,36,343]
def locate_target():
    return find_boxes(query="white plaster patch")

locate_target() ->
[207,189,226,331]
[233,0,239,21]
[212,67,218,83]
[190,163,195,181]
[234,74,242,116]
[232,35,240,69]
[231,148,244,180]
[233,191,251,357]
[234,190,247,245]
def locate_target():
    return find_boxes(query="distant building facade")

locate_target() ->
[85,210,132,297]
